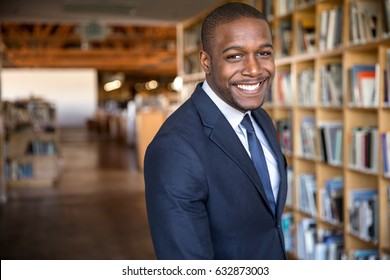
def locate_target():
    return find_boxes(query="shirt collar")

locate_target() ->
[202,80,248,130]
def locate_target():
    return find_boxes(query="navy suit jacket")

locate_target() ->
[144,83,287,259]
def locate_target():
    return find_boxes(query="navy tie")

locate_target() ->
[241,114,276,214]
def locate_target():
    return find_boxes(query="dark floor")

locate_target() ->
[0,128,156,260]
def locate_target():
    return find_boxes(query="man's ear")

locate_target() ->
[200,50,211,75]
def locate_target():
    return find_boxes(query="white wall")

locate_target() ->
[1,68,98,127]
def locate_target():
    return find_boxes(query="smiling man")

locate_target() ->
[144,2,287,260]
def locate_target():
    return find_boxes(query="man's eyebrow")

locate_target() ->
[222,43,273,53]
[222,45,243,53]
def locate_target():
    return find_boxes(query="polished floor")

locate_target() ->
[0,128,156,260]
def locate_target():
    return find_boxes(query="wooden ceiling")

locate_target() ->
[0,22,178,77]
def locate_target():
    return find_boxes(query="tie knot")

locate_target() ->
[241,114,255,132]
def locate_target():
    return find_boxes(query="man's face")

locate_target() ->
[200,18,275,113]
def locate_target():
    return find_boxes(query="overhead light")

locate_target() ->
[104,80,122,92]
[145,80,159,90]
[171,76,183,91]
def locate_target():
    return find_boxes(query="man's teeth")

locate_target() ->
[237,83,260,90]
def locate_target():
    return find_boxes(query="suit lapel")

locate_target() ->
[191,85,276,216]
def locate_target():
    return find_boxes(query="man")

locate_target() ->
[144,2,287,260]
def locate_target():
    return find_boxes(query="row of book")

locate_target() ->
[274,61,389,108]
[296,218,344,260]
[282,185,390,259]
[282,174,389,259]
[271,1,388,57]
[283,215,382,259]
[297,174,344,225]
[3,99,57,132]
[25,140,58,156]
[4,161,34,180]
[298,120,382,173]
[300,63,379,108]
[349,126,379,174]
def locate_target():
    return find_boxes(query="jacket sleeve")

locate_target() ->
[144,132,213,259]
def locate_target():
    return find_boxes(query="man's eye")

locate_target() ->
[226,54,242,60]
[258,52,271,56]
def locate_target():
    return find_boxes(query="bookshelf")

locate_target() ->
[2,98,62,188]
[177,0,390,259]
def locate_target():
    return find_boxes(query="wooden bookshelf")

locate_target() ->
[177,0,390,259]
[2,98,61,188]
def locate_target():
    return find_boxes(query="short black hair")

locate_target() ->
[201,2,267,54]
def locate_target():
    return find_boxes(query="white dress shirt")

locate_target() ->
[202,81,280,200]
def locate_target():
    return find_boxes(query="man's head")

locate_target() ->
[200,2,274,113]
